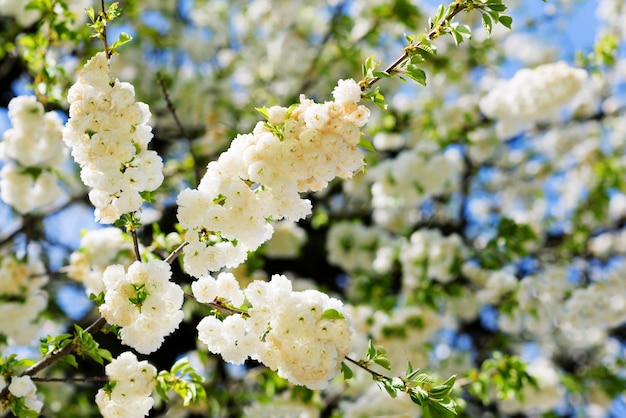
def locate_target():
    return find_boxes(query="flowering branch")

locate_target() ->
[0,317,107,401]
[359,0,512,105]
[164,241,189,264]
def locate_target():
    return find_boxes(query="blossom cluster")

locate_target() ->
[558,263,626,348]
[99,260,184,354]
[367,143,464,231]
[0,253,48,345]
[95,351,157,418]
[0,96,67,214]
[0,375,43,415]
[63,52,164,224]
[177,79,369,277]
[326,221,395,274]
[400,228,467,291]
[479,62,588,138]
[497,265,572,338]
[194,274,353,390]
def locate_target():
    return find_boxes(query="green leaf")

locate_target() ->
[405,66,427,86]
[374,357,391,370]
[366,340,377,360]
[255,106,269,120]
[341,361,354,380]
[481,13,493,35]
[110,32,132,51]
[357,136,376,152]
[59,354,79,368]
[485,2,507,12]
[424,398,458,418]
[412,373,436,385]
[498,15,513,29]
[321,308,345,320]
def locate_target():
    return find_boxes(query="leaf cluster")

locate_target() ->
[465,352,537,405]
[156,357,207,407]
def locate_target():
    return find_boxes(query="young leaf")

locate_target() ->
[321,308,345,320]
[341,361,354,380]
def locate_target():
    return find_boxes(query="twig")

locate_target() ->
[184,293,249,317]
[156,72,202,186]
[100,0,110,58]
[30,376,109,383]
[0,317,107,401]
[344,355,389,381]
[164,241,189,264]
[156,72,191,141]
[130,229,142,262]
[362,3,466,90]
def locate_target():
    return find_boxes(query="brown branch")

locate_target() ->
[130,228,142,262]
[362,3,466,90]
[30,376,109,383]
[156,72,203,186]
[0,317,107,401]
[164,241,189,264]
[344,355,389,381]
[100,0,110,58]
[184,293,250,318]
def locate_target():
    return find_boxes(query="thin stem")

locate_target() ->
[0,317,107,401]
[344,355,389,381]
[362,3,466,90]
[100,0,110,58]
[165,241,189,264]
[156,72,202,186]
[130,229,142,262]
[184,293,249,317]
[156,72,191,141]
[30,376,109,383]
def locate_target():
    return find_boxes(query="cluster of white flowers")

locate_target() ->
[498,265,572,337]
[63,52,164,224]
[0,254,48,345]
[479,62,588,138]
[1,375,43,415]
[587,229,626,258]
[326,221,396,274]
[99,260,184,354]
[400,229,466,291]
[194,274,353,389]
[177,79,369,277]
[368,143,463,231]
[0,96,67,214]
[558,264,626,348]
[66,227,139,296]
[95,351,157,418]
[462,263,518,305]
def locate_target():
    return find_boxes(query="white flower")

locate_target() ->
[7,376,43,414]
[99,260,184,354]
[178,79,369,276]
[197,274,353,390]
[479,62,588,137]
[63,52,163,224]
[96,352,156,418]
[332,79,362,104]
